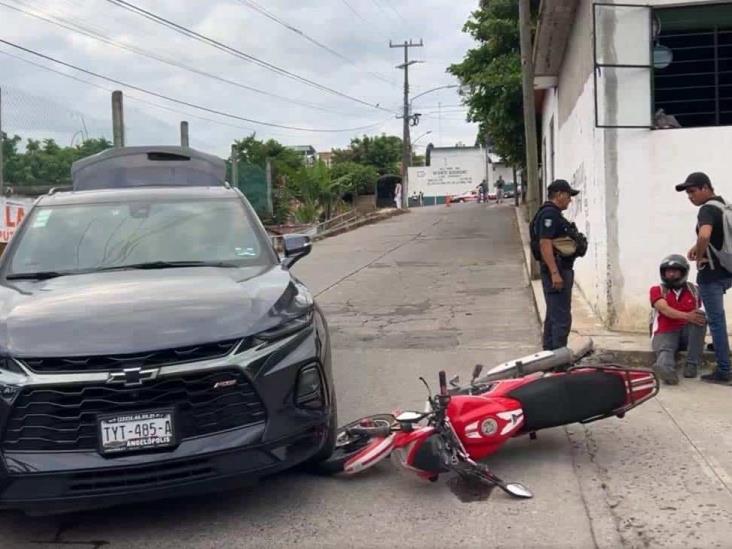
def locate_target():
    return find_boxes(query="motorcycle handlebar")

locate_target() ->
[439,371,447,396]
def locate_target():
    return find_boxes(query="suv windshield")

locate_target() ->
[7,197,275,277]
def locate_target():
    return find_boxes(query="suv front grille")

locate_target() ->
[18,339,241,373]
[2,368,266,452]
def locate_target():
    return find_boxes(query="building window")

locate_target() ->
[654,4,732,128]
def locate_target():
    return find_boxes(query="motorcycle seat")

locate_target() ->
[507,371,626,431]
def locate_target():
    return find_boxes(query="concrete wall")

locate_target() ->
[544,0,732,332]
[488,162,514,189]
[543,0,613,322]
[408,147,486,198]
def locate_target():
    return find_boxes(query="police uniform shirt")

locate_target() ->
[535,202,575,270]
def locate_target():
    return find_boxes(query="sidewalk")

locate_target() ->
[514,207,718,369]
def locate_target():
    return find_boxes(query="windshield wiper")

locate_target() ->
[94,260,240,272]
[6,271,68,280]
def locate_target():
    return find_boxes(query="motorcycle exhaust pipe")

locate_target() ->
[478,338,593,382]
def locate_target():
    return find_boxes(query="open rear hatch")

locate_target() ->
[71,146,227,191]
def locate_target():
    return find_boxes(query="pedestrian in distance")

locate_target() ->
[478,179,488,203]
[676,172,732,383]
[529,179,588,350]
[649,255,706,385]
[496,175,505,204]
[394,182,403,210]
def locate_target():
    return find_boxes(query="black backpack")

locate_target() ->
[529,206,549,261]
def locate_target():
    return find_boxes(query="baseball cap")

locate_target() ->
[547,179,580,196]
[675,172,711,192]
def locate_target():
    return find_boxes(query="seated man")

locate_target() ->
[650,255,706,385]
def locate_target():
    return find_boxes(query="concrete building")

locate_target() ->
[487,152,516,192]
[288,145,317,165]
[534,0,732,331]
[407,145,487,204]
[318,151,334,168]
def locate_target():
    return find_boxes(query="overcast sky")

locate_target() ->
[0,0,479,157]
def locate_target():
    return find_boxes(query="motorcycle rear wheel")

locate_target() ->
[317,414,395,475]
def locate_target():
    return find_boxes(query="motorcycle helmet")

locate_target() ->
[659,254,689,289]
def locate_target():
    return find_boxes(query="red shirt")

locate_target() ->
[649,285,701,335]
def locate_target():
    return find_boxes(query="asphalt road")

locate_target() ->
[2,203,731,548]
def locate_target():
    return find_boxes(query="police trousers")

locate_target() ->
[541,267,574,351]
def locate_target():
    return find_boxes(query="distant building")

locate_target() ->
[318,151,334,168]
[288,145,317,165]
[407,145,487,204]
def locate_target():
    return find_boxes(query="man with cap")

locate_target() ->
[531,179,582,350]
[676,172,732,383]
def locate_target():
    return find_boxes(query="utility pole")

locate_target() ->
[180,121,189,147]
[390,39,423,208]
[519,0,540,279]
[112,90,125,148]
[0,87,4,197]
[519,0,539,222]
[230,144,238,188]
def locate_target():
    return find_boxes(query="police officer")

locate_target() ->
[533,179,581,350]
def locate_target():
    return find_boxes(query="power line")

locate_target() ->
[102,0,393,113]
[0,39,390,134]
[0,49,305,140]
[0,0,369,118]
[235,0,395,87]
[340,0,370,25]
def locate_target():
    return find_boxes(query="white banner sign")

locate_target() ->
[0,197,34,243]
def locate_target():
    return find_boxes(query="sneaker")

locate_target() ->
[653,364,679,385]
[700,370,731,384]
[683,365,698,379]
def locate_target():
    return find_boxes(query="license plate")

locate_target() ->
[98,409,176,455]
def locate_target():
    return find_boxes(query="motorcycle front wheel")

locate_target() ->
[316,414,395,475]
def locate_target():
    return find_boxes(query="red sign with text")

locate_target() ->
[0,200,30,243]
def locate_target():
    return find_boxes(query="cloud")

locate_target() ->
[0,0,479,156]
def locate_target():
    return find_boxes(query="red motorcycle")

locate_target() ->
[320,349,658,499]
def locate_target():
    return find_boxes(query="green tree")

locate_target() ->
[287,161,349,223]
[330,161,379,195]
[229,134,304,224]
[332,134,402,175]
[448,0,525,167]
[1,134,110,186]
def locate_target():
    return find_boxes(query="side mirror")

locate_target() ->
[282,234,312,268]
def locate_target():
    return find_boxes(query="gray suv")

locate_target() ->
[0,179,336,513]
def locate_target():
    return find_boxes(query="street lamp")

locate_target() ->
[410,84,459,104]
[411,130,432,147]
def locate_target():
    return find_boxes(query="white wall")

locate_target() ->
[488,163,514,189]
[545,0,732,331]
[544,0,612,321]
[409,148,486,197]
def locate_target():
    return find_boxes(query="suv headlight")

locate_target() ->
[251,282,314,344]
[253,311,314,343]
[0,358,26,401]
